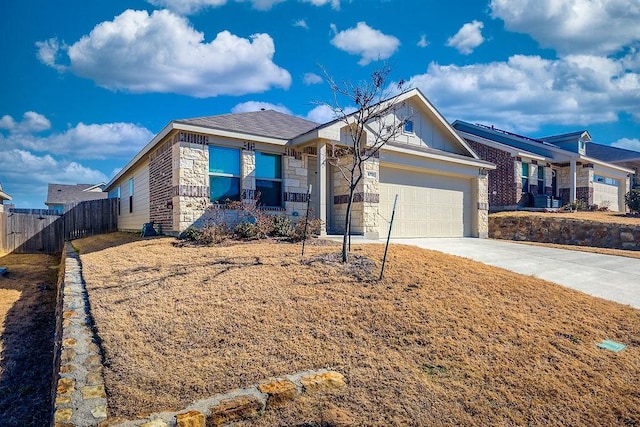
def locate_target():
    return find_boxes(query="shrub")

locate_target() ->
[234,221,264,240]
[625,189,640,213]
[564,199,587,212]
[180,227,201,241]
[271,215,293,238]
[290,217,324,242]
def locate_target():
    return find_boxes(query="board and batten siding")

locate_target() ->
[116,160,150,232]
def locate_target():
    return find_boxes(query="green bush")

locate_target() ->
[180,226,201,241]
[234,221,263,240]
[563,199,587,212]
[625,188,640,213]
[271,215,292,238]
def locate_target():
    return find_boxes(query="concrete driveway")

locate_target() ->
[389,238,640,310]
[326,236,640,309]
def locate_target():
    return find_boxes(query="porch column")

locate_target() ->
[569,159,577,202]
[317,142,328,236]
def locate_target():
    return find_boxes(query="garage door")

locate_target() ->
[593,182,619,211]
[379,167,472,237]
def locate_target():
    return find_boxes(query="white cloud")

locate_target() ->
[0,112,51,134]
[405,53,640,132]
[330,22,400,66]
[231,101,292,114]
[306,105,338,123]
[447,20,485,55]
[417,34,429,48]
[303,72,323,85]
[293,19,308,29]
[490,0,640,55]
[146,0,284,14]
[146,0,337,14]
[35,38,67,72]
[302,0,339,9]
[38,9,291,98]
[612,138,640,152]
[0,149,108,189]
[0,113,153,159]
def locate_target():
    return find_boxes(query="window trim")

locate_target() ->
[255,151,283,208]
[403,119,414,134]
[208,145,242,203]
[128,178,134,213]
[521,163,529,193]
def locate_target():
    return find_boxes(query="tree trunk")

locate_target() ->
[341,184,356,262]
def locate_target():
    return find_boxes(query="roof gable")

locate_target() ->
[293,88,479,159]
[175,109,319,141]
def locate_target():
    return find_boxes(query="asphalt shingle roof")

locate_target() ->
[175,109,320,140]
[45,183,107,205]
[586,142,640,162]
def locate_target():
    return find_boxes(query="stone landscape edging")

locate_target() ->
[51,242,347,427]
[52,243,108,426]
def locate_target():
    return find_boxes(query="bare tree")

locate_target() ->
[321,64,410,262]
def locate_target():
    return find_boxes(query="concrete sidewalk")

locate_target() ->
[325,236,640,309]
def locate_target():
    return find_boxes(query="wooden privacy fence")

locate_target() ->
[0,198,118,254]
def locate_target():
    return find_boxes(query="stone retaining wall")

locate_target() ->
[490,215,640,250]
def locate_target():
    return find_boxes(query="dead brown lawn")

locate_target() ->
[74,233,640,426]
[0,252,59,426]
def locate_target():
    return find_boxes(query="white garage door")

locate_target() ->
[593,182,619,211]
[379,167,472,237]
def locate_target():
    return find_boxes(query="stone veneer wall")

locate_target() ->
[477,174,489,238]
[149,139,174,232]
[172,139,209,233]
[490,215,640,250]
[282,152,310,217]
[331,155,380,239]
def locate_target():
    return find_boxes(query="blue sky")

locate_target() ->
[1,0,640,207]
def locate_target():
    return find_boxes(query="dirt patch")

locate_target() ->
[74,234,640,426]
[0,253,59,426]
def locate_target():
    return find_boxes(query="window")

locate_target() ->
[537,166,545,194]
[209,146,241,203]
[403,120,414,133]
[521,163,529,193]
[108,187,120,199]
[128,178,134,213]
[593,174,619,186]
[255,151,282,207]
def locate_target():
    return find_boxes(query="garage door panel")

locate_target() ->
[379,167,472,238]
[593,182,618,211]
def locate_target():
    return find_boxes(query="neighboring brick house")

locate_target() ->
[105,89,496,239]
[453,122,632,211]
[45,183,107,212]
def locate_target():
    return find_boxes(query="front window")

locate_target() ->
[209,146,241,203]
[537,166,545,194]
[128,178,134,213]
[255,151,282,207]
[593,174,619,186]
[404,120,414,133]
[521,163,529,193]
